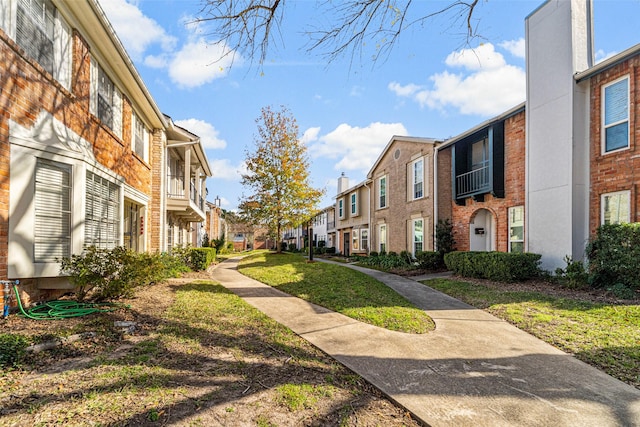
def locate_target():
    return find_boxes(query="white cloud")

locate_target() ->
[98,0,176,61]
[595,49,618,63]
[168,39,238,88]
[208,158,247,181]
[308,122,407,173]
[499,38,526,59]
[174,118,226,149]
[389,43,526,117]
[301,127,321,145]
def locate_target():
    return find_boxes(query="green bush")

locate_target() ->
[436,219,456,254]
[288,243,297,252]
[554,256,588,289]
[189,247,217,271]
[0,333,29,369]
[585,223,640,291]
[444,251,542,282]
[59,246,190,301]
[415,251,444,270]
[324,247,336,254]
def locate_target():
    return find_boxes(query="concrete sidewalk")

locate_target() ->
[209,257,640,427]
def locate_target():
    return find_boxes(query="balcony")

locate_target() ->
[455,165,491,198]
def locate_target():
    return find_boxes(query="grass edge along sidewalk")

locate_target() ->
[237,251,435,334]
[424,278,640,389]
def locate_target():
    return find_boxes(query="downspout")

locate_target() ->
[433,147,439,252]
[363,180,371,255]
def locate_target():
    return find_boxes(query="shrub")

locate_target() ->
[211,233,226,253]
[436,219,456,254]
[399,250,414,265]
[554,256,588,289]
[324,247,336,254]
[189,247,217,271]
[444,251,542,282]
[288,243,297,252]
[0,333,29,369]
[202,233,210,248]
[585,223,640,291]
[415,251,444,270]
[369,251,379,257]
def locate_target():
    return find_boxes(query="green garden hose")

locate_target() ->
[12,285,128,320]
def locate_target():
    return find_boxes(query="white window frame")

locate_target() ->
[5,0,71,89]
[338,198,344,219]
[378,175,387,209]
[360,228,369,251]
[350,191,358,216]
[378,223,387,253]
[602,76,630,154]
[85,171,121,249]
[412,218,423,256]
[131,110,149,162]
[34,158,71,262]
[508,206,525,253]
[90,56,123,138]
[352,229,359,250]
[601,191,631,225]
[409,158,425,200]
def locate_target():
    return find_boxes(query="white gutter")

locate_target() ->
[433,147,438,251]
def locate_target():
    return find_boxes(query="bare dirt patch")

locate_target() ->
[1,270,422,426]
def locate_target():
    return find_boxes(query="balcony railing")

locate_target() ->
[456,165,490,198]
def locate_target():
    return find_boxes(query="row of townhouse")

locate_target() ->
[0,0,213,303]
[328,0,640,272]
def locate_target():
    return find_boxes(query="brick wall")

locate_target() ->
[588,56,640,234]
[442,111,526,252]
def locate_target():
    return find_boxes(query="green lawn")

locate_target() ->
[424,278,640,388]
[237,252,435,333]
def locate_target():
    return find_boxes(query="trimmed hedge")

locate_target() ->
[415,251,444,270]
[585,223,640,291]
[190,247,217,271]
[444,251,542,282]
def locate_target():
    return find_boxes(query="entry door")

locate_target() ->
[343,232,350,257]
[469,209,494,252]
[124,200,141,252]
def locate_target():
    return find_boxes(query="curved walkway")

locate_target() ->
[209,257,640,427]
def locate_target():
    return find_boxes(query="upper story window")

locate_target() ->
[90,57,123,138]
[132,111,149,161]
[603,76,629,153]
[410,158,424,200]
[5,0,71,88]
[350,192,358,216]
[602,191,630,225]
[338,198,344,219]
[472,139,489,170]
[378,176,387,209]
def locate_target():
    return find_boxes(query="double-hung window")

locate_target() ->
[34,159,71,262]
[378,176,387,209]
[132,111,148,161]
[352,229,359,250]
[90,57,123,137]
[350,192,358,216]
[508,206,524,253]
[412,218,423,255]
[602,191,630,225]
[378,224,387,253]
[338,198,344,219]
[85,172,120,249]
[13,0,71,88]
[361,229,369,251]
[409,158,425,200]
[603,76,629,153]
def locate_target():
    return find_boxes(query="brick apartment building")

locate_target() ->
[0,0,210,303]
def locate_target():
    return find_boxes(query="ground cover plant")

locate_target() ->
[237,251,435,333]
[0,273,420,426]
[423,278,640,389]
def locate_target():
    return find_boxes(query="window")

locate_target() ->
[409,158,425,200]
[603,77,629,153]
[90,57,123,137]
[132,111,148,161]
[34,159,71,262]
[378,224,387,253]
[508,206,524,253]
[472,138,489,170]
[338,198,344,219]
[14,0,71,88]
[378,176,387,209]
[85,172,120,249]
[361,229,369,251]
[412,218,423,255]
[602,191,630,225]
[350,192,358,216]
[352,229,359,250]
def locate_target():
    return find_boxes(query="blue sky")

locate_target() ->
[98,0,640,210]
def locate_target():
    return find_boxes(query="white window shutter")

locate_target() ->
[113,88,122,138]
[424,156,429,197]
[89,56,98,115]
[54,13,71,90]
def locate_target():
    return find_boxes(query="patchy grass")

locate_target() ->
[424,278,640,388]
[238,252,435,334]
[0,278,421,426]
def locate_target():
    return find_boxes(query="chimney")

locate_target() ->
[337,172,349,194]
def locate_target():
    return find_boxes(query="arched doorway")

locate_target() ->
[469,209,496,252]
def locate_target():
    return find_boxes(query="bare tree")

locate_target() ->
[195,0,481,68]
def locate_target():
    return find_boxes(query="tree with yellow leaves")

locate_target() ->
[239,105,324,252]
